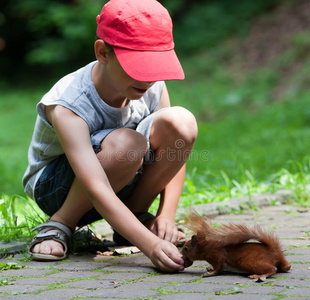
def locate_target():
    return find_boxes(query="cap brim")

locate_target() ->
[113,47,185,82]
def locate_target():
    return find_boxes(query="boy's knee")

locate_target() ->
[157,107,198,145]
[100,128,147,166]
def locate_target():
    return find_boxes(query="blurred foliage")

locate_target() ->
[161,0,282,53]
[0,0,106,81]
[1,0,282,84]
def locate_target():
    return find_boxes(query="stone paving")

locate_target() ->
[0,191,310,299]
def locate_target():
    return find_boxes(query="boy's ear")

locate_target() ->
[94,40,110,65]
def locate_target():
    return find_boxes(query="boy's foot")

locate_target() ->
[28,220,74,261]
[31,230,65,257]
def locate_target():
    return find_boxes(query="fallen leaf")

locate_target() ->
[101,251,114,256]
[253,276,266,282]
[108,246,141,255]
[297,209,308,213]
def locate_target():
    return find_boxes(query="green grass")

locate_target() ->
[166,39,310,182]
[0,194,46,242]
[2,2,310,241]
[0,88,44,195]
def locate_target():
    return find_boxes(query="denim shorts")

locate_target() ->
[34,113,158,227]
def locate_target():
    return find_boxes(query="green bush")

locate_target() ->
[1,0,105,80]
[1,0,282,82]
[14,0,104,65]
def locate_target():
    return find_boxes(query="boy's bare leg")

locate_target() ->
[31,128,147,257]
[124,107,197,241]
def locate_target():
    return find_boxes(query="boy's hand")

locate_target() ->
[149,239,184,273]
[150,216,186,245]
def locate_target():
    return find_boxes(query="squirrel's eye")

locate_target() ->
[183,246,189,252]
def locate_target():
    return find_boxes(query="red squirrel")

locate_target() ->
[181,210,291,281]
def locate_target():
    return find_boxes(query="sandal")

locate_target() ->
[113,212,155,246]
[28,219,74,261]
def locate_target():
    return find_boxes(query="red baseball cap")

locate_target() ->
[96,0,185,82]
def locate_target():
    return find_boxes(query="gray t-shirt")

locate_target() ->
[23,61,163,199]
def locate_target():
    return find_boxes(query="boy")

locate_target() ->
[23,0,197,273]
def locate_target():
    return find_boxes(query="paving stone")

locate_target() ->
[30,288,89,299]
[0,284,48,294]
[154,293,213,300]
[97,271,150,281]
[109,281,165,297]
[185,260,210,268]
[142,273,198,283]
[92,220,114,236]
[60,279,116,289]
[181,266,209,275]
[281,240,310,247]
[0,268,51,277]
[209,294,275,300]
[277,263,310,278]
[81,281,164,298]
[0,258,23,264]
[273,278,310,287]
[214,215,255,222]
[46,270,103,279]
[272,271,303,279]
[199,274,260,285]
[20,260,59,269]
[240,285,286,294]
[10,277,70,286]
[82,288,160,298]
[278,287,310,296]
[182,270,287,284]
[286,248,310,255]
[52,261,110,271]
[0,295,45,300]
[0,241,27,254]
[103,264,156,273]
[162,282,236,293]
[108,254,151,265]
[273,229,309,238]
[286,255,310,263]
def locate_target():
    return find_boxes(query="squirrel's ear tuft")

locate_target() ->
[191,235,198,246]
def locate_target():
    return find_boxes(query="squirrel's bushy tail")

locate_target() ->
[184,209,282,252]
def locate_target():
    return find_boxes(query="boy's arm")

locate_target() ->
[47,105,184,272]
[151,83,187,244]
[154,165,186,243]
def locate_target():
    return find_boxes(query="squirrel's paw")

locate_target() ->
[202,267,217,277]
[206,265,214,272]
[202,271,217,277]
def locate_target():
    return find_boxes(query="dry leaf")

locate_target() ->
[297,209,308,213]
[253,276,266,282]
[101,251,114,256]
[108,246,141,255]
